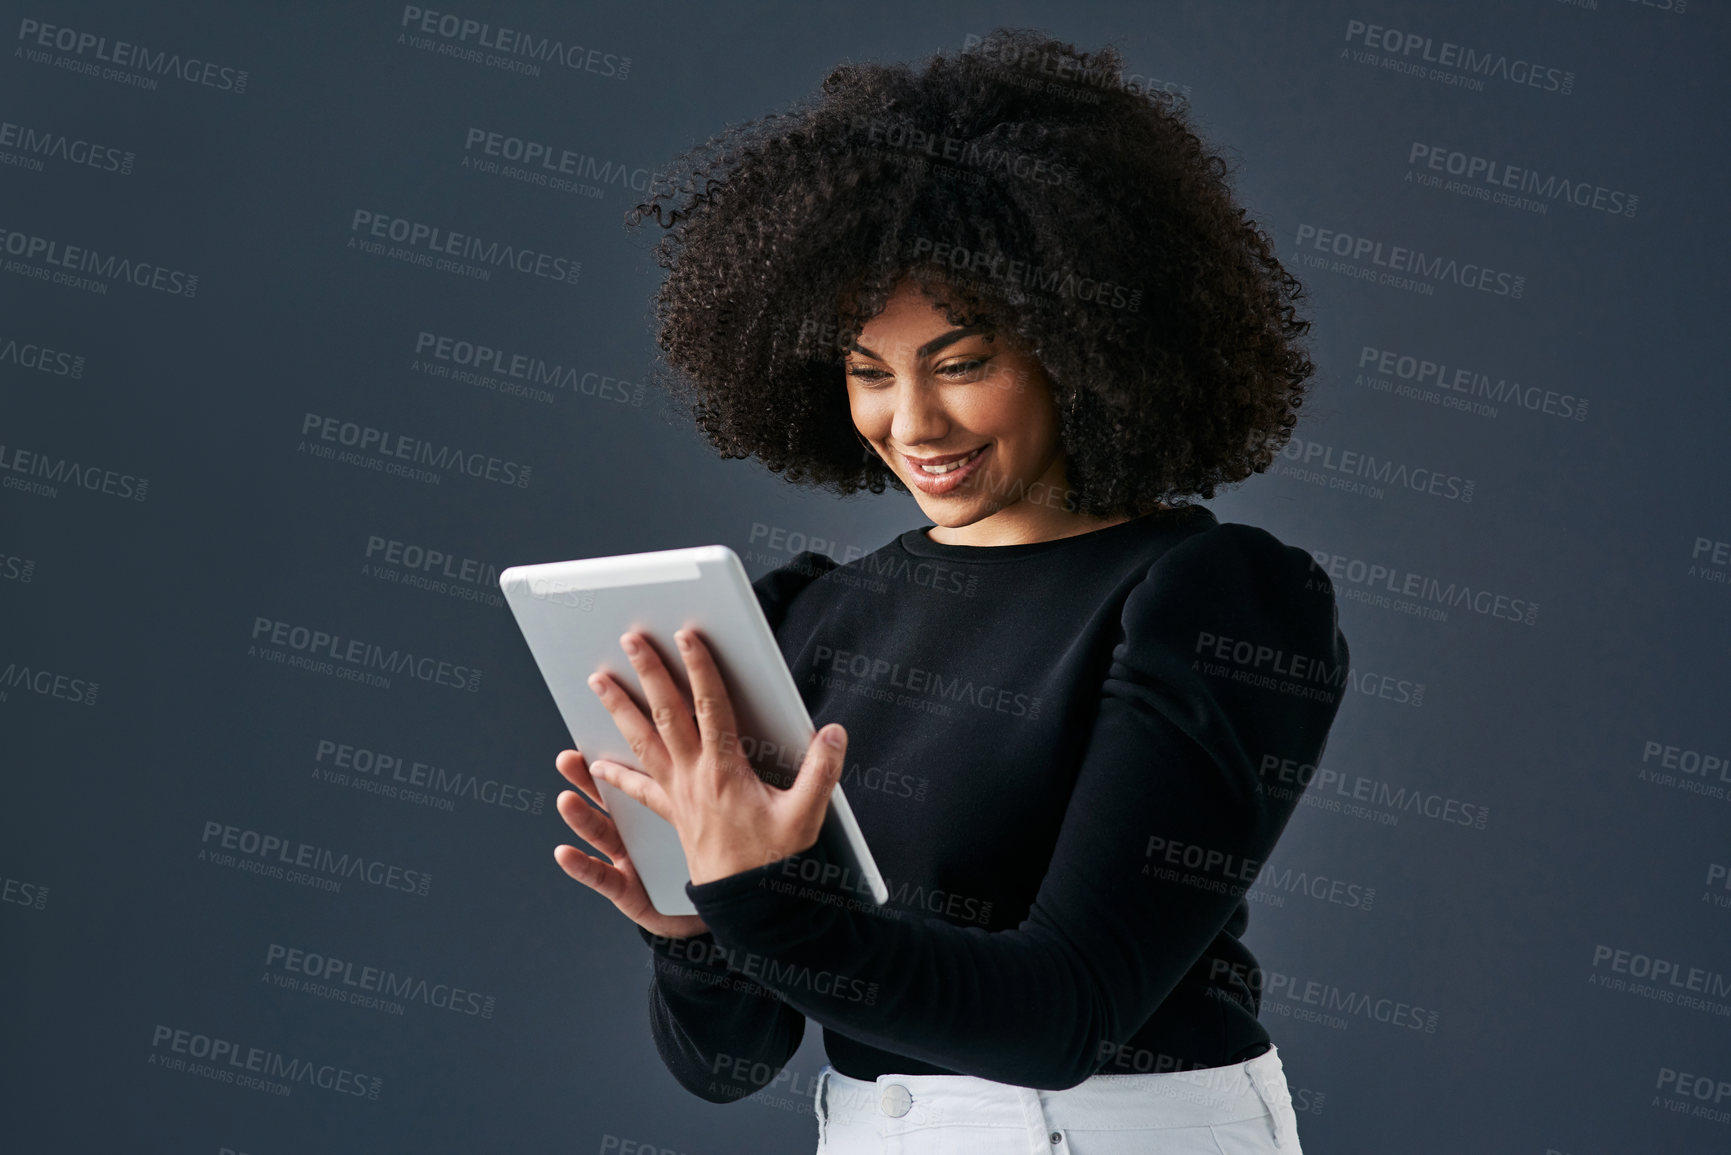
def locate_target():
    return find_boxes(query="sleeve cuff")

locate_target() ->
[684,833,846,911]
[636,924,731,973]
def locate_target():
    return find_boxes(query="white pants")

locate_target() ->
[812,1044,1302,1154]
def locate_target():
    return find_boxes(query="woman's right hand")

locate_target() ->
[553,747,711,941]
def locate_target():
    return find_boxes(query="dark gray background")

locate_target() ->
[3,1,1728,1152]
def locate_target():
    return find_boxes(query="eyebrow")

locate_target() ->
[847,324,993,362]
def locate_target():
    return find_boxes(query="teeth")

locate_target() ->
[919,447,983,474]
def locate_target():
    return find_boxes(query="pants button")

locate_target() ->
[1050,1131,1063,1144]
[880,1083,912,1117]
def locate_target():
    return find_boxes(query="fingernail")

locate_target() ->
[822,725,844,748]
[676,630,692,650]
[587,674,605,694]
[621,634,641,656]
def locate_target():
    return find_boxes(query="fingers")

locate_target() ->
[589,758,678,826]
[617,631,700,768]
[588,636,689,780]
[553,844,636,907]
[673,628,744,775]
[554,748,605,811]
[555,788,625,861]
[789,723,848,844]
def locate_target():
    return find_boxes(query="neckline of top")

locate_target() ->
[896,504,1216,563]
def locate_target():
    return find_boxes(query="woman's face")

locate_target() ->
[843,280,1076,542]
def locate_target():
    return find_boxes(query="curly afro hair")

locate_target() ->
[624,27,1315,518]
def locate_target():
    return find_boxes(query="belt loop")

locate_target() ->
[1247,1052,1299,1151]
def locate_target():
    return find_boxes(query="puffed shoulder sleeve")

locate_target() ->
[681,520,1351,1089]
[1109,521,1350,821]
[750,549,839,633]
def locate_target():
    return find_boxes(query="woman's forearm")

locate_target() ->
[638,926,808,1103]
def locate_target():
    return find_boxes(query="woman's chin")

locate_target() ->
[914,496,996,529]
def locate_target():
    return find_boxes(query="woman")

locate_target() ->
[551,27,1349,1154]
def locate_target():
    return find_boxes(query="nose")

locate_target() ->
[889,376,948,448]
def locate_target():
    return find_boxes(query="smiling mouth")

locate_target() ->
[905,445,987,474]
[899,444,990,495]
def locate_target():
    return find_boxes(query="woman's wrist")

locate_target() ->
[637,923,714,951]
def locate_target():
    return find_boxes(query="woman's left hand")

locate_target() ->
[585,627,848,886]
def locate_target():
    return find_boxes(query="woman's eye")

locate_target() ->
[845,357,991,385]
[939,357,989,377]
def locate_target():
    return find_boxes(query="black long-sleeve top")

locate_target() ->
[634,504,1350,1101]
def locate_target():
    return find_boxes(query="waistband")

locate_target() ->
[816,1045,1298,1146]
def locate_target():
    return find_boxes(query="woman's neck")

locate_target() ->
[925,504,1166,547]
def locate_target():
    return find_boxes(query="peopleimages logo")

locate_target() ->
[199,820,433,898]
[1341,18,1574,95]
[1637,736,1730,803]
[348,210,580,286]
[362,533,503,608]
[460,127,663,199]
[1292,223,1525,298]
[1354,344,1589,424]
[1192,628,1347,706]
[906,237,1143,311]
[0,441,148,503]
[0,333,86,378]
[0,223,198,297]
[298,411,531,490]
[0,658,99,706]
[1248,864,1376,912]
[1653,1065,1731,1127]
[1210,960,1440,1033]
[16,18,249,93]
[1688,537,1731,591]
[1589,943,1731,1018]
[1407,142,1636,219]
[264,942,497,1019]
[648,935,880,1005]
[0,116,134,176]
[312,735,545,816]
[1274,436,1475,503]
[411,330,643,405]
[1264,755,1491,830]
[748,521,873,566]
[397,6,630,80]
[809,644,1042,719]
[1307,547,1539,626]
[249,614,483,693]
[2,872,49,910]
[848,115,1074,188]
[957,31,1193,107]
[148,1024,380,1100]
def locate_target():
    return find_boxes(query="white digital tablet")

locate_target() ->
[499,544,889,917]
